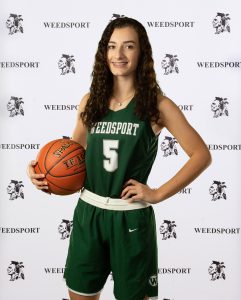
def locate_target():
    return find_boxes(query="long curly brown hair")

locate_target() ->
[81,17,164,130]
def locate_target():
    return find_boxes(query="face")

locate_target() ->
[161,140,169,151]
[58,57,67,69]
[161,56,171,68]
[159,223,168,234]
[211,100,219,111]
[58,222,66,233]
[7,183,15,194]
[213,16,221,28]
[6,17,14,28]
[208,264,217,275]
[209,184,218,195]
[7,99,15,111]
[107,26,140,78]
[7,264,15,275]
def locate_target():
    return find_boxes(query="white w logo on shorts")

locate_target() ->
[149,274,158,286]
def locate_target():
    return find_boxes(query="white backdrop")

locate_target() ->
[0,1,241,299]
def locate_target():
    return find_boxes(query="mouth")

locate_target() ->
[112,62,128,67]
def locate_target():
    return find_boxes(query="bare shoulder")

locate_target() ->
[157,94,181,115]
[78,92,90,113]
[157,94,188,126]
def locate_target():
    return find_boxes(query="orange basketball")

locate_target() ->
[34,138,86,195]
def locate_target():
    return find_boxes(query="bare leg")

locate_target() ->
[68,290,101,300]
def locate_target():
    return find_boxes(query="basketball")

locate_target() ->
[34,138,86,195]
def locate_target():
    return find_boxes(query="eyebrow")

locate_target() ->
[108,40,136,44]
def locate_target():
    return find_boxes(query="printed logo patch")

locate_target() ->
[161,54,179,75]
[161,136,178,156]
[212,13,230,34]
[211,97,229,118]
[208,261,226,280]
[58,54,75,75]
[209,181,227,201]
[58,220,73,239]
[110,14,126,22]
[7,261,25,281]
[7,180,24,200]
[149,274,158,287]
[6,14,23,35]
[159,220,177,240]
[7,97,24,117]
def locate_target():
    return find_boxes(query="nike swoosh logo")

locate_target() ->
[129,228,138,232]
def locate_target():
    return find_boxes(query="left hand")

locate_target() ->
[121,179,160,204]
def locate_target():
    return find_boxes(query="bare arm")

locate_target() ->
[71,93,89,148]
[153,95,212,201]
[27,93,89,191]
[121,95,212,204]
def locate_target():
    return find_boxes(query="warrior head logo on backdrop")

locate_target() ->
[58,54,75,75]
[7,261,25,281]
[6,14,23,35]
[58,220,73,239]
[208,261,226,280]
[161,54,179,75]
[212,13,230,34]
[211,97,229,118]
[161,136,178,157]
[159,220,177,240]
[7,96,24,117]
[110,14,126,22]
[7,180,24,200]
[209,181,227,201]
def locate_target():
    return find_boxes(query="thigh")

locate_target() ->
[69,289,100,300]
[64,200,111,295]
[109,206,158,300]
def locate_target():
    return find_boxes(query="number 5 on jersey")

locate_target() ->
[103,139,119,172]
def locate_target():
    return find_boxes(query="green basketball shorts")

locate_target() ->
[63,189,158,300]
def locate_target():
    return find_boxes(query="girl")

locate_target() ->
[28,17,211,300]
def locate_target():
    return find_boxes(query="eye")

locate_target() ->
[107,45,115,50]
[125,44,134,49]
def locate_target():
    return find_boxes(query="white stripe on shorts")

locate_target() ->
[68,285,103,296]
[80,188,151,211]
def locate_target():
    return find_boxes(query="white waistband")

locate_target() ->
[80,189,151,211]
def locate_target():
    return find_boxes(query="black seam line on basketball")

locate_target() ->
[48,169,86,178]
[46,147,83,175]
[48,151,85,176]
[46,176,76,192]
[44,140,61,176]
[44,141,82,176]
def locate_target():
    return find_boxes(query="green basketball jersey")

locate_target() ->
[84,97,158,198]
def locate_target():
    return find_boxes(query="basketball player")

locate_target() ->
[28,17,212,300]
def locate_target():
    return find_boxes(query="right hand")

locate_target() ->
[27,160,50,193]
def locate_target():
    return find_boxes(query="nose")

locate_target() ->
[114,46,125,59]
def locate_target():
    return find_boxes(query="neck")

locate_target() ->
[112,76,136,100]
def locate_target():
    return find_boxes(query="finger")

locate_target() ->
[121,186,134,198]
[31,160,37,166]
[128,194,142,203]
[30,173,45,180]
[36,185,49,190]
[123,179,138,187]
[122,189,137,200]
[32,178,48,187]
